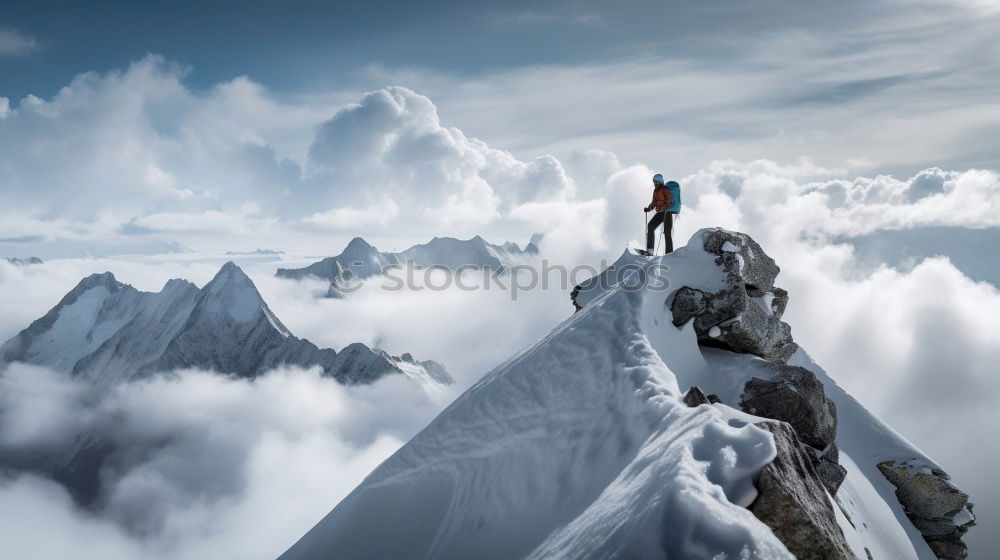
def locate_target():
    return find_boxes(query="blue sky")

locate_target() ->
[4,0,999,178]
[4,1,885,99]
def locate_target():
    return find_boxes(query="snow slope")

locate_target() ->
[279,230,953,560]
[1,262,451,390]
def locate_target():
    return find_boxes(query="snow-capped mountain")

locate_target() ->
[4,256,43,266]
[278,229,973,560]
[1,262,451,389]
[276,235,540,297]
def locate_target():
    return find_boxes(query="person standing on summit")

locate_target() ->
[644,173,682,255]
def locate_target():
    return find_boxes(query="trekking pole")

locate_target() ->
[643,210,648,252]
[655,219,661,255]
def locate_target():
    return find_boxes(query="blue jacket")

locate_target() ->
[665,181,682,213]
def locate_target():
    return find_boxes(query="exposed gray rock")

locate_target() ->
[706,393,722,404]
[739,364,837,451]
[738,362,847,496]
[669,229,797,361]
[926,537,968,560]
[814,444,848,496]
[878,460,976,560]
[749,421,854,560]
[682,385,711,407]
[569,284,583,311]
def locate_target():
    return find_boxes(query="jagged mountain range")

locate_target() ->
[1,261,451,390]
[276,235,541,297]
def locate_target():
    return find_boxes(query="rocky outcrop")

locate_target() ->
[740,365,837,450]
[682,385,720,407]
[749,421,854,560]
[878,460,976,560]
[813,443,848,499]
[739,362,846,496]
[670,229,797,362]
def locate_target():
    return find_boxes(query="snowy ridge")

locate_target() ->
[276,235,540,297]
[278,229,969,560]
[1,262,451,389]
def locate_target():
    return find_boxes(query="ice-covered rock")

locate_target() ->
[878,461,976,560]
[750,420,854,560]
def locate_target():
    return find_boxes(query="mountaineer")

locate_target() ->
[643,173,682,255]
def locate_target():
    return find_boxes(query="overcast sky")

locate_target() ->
[1,1,999,558]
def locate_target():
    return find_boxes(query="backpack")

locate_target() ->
[664,181,681,214]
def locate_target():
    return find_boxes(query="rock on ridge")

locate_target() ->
[670,228,797,362]
[878,460,976,560]
[749,421,854,560]
[739,363,846,496]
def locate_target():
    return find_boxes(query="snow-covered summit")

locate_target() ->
[276,235,539,297]
[278,228,973,560]
[1,262,451,390]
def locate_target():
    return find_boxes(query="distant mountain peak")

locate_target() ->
[2,263,449,389]
[345,236,374,250]
[4,256,43,266]
[277,234,541,292]
[214,260,246,278]
[205,262,257,292]
[162,278,198,293]
[60,272,125,307]
[78,271,120,289]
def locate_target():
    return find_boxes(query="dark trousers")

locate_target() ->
[646,211,674,254]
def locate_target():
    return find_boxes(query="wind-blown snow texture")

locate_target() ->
[275,235,539,297]
[280,229,960,560]
[0,262,450,390]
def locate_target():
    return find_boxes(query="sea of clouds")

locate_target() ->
[1,56,998,558]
